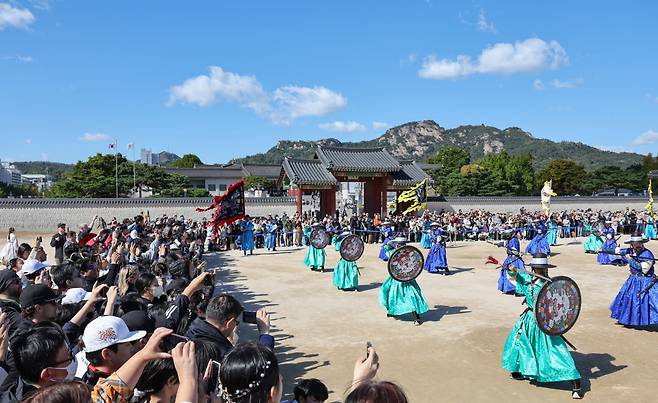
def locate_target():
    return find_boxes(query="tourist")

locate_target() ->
[50,223,67,265]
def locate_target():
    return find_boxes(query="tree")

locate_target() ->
[243,175,273,190]
[538,160,587,195]
[49,153,192,197]
[170,154,203,168]
[427,147,470,173]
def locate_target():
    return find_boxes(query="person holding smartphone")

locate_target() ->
[186,294,273,361]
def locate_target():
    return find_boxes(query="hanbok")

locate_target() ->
[264,223,277,250]
[545,221,558,246]
[378,227,394,261]
[240,221,255,253]
[419,221,432,249]
[424,229,448,273]
[379,277,429,316]
[304,246,326,269]
[501,270,581,383]
[609,247,658,326]
[525,234,550,255]
[597,228,623,265]
[333,237,359,290]
[644,218,657,240]
[498,237,524,294]
[583,233,604,253]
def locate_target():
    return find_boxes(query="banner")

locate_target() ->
[646,178,655,222]
[540,180,557,215]
[196,180,246,233]
[397,178,428,215]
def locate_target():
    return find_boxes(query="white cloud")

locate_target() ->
[168,66,346,125]
[372,121,389,130]
[477,9,496,33]
[533,79,545,90]
[632,130,658,145]
[419,38,568,79]
[0,3,34,30]
[28,0,51,10]
[24,138,32,144]
[40,152,48,161]
[551,78,584,89]
[80,132,111,142]
[3,54,33,63]
[318,121,366,133]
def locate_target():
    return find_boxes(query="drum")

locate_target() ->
[310,228,330,249]
[534,276,581,336]
[387,245,425,282]
[339,235,365,262]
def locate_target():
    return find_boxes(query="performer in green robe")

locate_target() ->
[501,253,583,399]
[583,219,604,253]
[378,238,429,325]
[333,230,359,291]
[304,222,326,272]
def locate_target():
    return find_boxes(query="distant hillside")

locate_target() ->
[12,161,72,180]
[231,120,643,170]
[159,151,180,166]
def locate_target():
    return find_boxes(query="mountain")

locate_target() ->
[158,152,180,165]
[231,120,644,170]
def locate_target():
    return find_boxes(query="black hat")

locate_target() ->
[19,284,58,308]
[165,278,188,294]
[57,223,66,229]
[624,231,649,244]
[121,310,156,334]
[0,269,20,293]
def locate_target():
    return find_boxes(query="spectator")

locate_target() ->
[21,381,90,403]
[50,223,67,265]
[0,324,73,402]
[186,294,273,360]
[0,270,22,337]
[283,378,329,403]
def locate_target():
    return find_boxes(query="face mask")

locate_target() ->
[48,359,77,382]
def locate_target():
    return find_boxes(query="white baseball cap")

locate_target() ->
[21,259,48,275]
[61,288,91,305]
[82,316,146,352]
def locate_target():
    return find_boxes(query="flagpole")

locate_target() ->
[132,142,136,197]
[115,139,118,198]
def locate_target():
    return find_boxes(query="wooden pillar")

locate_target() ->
[296,187,303,215]
[319,187,336,218]
[380,178,387,217]
[363,178,383,216]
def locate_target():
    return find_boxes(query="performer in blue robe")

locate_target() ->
[333,230,359,291]
[546,218,559,246]
[304,223,326,272]
[379,238,429,325]
[498,230,524,295]
[597,221,623,265]
[525,222,550,255]
[502,253,583,399]
[264,220,277,251]
[419,219,432,249]
[644,216,657,240]
[608,233,658,326]
[424,223,450,275]
[240,216,255,256]
[378,221,394,261]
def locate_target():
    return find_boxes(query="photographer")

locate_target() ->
[50,223,67,265]
[186,294,273,361]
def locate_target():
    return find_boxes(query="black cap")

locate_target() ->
[165,278,188,294]
[57,223,66,229]
[19,284,58,308]
[0,269,20,292]
[121,310,156,333]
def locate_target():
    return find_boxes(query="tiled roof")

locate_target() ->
[164,167,245,179]
[282,158,338,186]
[390,161,432,188]
[315,146,401,172]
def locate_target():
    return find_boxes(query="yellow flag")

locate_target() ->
[397,178,428,215]
[646,178,655,222]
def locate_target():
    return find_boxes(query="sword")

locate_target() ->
[638,277,658,297]
[485,255,551,282]
[561,334,577,350]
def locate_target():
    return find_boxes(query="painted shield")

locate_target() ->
[534,276,581,336]
[310,228,330,249]
[340,234,365,262]
[388,245,425,282]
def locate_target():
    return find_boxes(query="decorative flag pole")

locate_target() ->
[540,180,557,216]
[127,142,135,196]
[109,140,118,198]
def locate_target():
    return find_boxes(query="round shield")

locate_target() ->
[387,245,425,282]
[339,235,364,262]
[534,276,581,336]
[310,228,330,249]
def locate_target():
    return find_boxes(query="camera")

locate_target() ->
[36,236,42,242]
[242,311,257,324]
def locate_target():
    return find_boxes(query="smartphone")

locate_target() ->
[161,334,189,351]
[208,360,221,393]
[242,311,258,324]
[366,341,373,357]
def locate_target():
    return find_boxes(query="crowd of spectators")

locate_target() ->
[0,213,407,403]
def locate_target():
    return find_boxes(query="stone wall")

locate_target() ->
[0,198,298,231]
[0,196,649,231]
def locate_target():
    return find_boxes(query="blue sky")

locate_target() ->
[1,0,657,164]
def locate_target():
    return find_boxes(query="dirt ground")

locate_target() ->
[3,233,657,402]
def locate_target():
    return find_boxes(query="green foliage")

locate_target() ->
[243,175,273,190]
[538,160,587,195]
[49,153,191,198]
[427,147,470,173]
[0,183,40,198]
[11,161,72,181]
[169,154,203,168]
